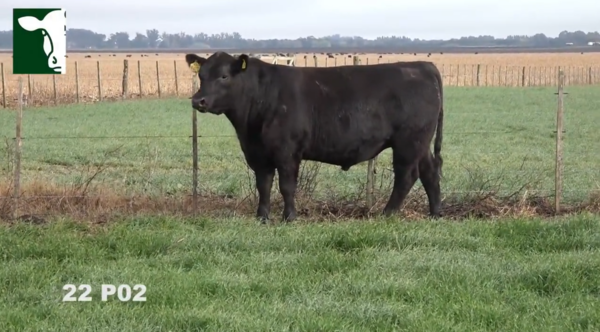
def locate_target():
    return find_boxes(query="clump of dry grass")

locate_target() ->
[1,52,599,108]
[1,166,598,224]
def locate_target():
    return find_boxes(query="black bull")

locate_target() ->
[186,52,444,222]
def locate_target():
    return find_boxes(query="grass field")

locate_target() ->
[1,214,600,331]
[0,86,599,220]
[1,52,600,108]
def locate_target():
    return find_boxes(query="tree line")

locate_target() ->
[0,28,599,50]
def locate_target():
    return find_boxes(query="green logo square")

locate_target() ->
[13,8,67,75]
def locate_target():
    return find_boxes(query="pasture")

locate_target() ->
[1,52,600,108]
[0,86,599,221]
[1,215,600,331]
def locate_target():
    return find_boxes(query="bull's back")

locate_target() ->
[279,62,439,166]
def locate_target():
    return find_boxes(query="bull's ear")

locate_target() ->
[231,54,250,74]
[185,54,206,73]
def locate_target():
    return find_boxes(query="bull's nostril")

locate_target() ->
[199,98,206,106]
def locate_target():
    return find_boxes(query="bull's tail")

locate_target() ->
[433,67,444,179]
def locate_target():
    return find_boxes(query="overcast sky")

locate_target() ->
[1,0,597,40]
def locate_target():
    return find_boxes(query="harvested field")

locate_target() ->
[1,52,600,108]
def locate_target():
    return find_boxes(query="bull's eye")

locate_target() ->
[220,75,228,80]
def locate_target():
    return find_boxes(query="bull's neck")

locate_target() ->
[224,110,245,135]
[224,98,263,140]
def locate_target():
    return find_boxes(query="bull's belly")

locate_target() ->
[303,143,388,171]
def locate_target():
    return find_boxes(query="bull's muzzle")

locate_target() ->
[191,97,208,113]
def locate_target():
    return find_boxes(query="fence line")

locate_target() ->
[0,57,598,220]
[0,58,599,108]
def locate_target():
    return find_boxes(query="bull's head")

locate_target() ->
[185,52,249,115]
[18,9,66,74]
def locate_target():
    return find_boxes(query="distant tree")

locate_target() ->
[0,30,13,48]
[1,27,599,50]
[66,29,105,49]
[107,32,131,49]
[130,33,149,48]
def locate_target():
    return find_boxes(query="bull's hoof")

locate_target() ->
[381,208,396,217]
[282,211,297,222]
[256,215,269,224]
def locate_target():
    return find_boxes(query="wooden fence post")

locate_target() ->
[313,55,317,67]
[476,64,480,86]
[555,69,565,214]
[137,61,142,97]
[521,66,526,87]
[588,67,592,85]
[74,61,80,103]
[1,63,5,108]
[156,61,161,97]
[191,75,199,215]
[174,60,179,96]
[325,57,328,67]
[96,61,102,101]
[13,77,23,219]
[27,75,32,105]
[484,65,488,86]
[122,59,129,99]
[52,74,57,105]
[353,55,376,207]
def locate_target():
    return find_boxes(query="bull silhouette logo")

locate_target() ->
[13,8,67,74]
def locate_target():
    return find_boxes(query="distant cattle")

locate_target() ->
[185,52,444,222]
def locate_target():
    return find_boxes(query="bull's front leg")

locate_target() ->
[276,160,300,222]
[254,167,275,223]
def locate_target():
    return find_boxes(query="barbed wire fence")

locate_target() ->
[0,55,599,221]
[1,56,600,108]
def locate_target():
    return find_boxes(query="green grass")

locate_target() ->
[1,214,600,331]
[0,86,599,202]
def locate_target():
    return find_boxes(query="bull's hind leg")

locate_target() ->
[418,152,442,218]
[255,167,276,223]
[276,158,301,222]
[383,150,420,216]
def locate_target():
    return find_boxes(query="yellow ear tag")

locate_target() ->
[190,61,200,73]
[241,59,246,70]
